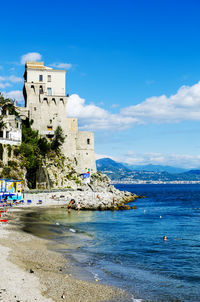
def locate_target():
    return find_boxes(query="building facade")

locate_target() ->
[21,61,96,174]
[0,109,21,146]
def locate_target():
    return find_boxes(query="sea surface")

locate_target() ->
[20,184,200,302]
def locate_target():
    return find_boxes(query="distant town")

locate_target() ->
[97,158,200,185]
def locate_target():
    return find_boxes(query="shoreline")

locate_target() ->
[0,207,128,302]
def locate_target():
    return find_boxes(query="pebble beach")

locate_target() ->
[0,193,128,302]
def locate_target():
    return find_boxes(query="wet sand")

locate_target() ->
[0,209,127,302]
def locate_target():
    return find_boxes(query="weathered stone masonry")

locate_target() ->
[20,61,96,173]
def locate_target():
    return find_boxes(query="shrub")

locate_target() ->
[0,144,3,160]
[8,160,18,168]
[7,145,12,158]
[51,126,65,150]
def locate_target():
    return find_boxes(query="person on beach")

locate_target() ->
[67,199,75,213]
[77,202,81,213]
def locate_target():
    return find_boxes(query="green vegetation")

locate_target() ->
[0,143,3,160]
[0,93,18,130]
[7,145,12,158]
[0,94,68,189]
[51,126,65,150]
[19,121,65,188]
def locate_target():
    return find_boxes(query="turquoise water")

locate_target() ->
[21,184,200,302]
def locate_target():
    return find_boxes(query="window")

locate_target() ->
[47,75,51,82]
[39,86,43,94]
[87,138,90,145]
[50,119,52,124]
[6,131,9,139]
[47,88,52,96]
[0,131,3,137]
[34,107,37,111]
[39,75,43,82]
[16,122,19,128]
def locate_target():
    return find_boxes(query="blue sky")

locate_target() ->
[1,0,200,168]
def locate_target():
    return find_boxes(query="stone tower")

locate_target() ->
[22,61,96,174]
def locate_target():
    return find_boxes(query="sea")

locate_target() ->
[20,184,200,302]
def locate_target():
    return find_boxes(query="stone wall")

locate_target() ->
[22,61,97,175]
[76,132,96,173]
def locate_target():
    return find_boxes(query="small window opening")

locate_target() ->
[39,75,43,82]
[0,131,3,137]
[39,86,43,94]
[87,138,90,145]
[34,107,37,111]
[50,119,52,124]
[6,131,9,139]
[47,75,51,82]
[47,88,52,96]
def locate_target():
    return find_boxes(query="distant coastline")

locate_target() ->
[112,180,200,185]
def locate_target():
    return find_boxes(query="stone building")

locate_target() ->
[0,108,21,146]
[21,61,96,173]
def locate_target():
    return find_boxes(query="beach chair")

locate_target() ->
[38,200,42,204]
[20,200,24,204]
[27,200,32,204]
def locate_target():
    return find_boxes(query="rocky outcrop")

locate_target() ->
[48,172,139,210]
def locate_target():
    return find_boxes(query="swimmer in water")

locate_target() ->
[163,235,168,241]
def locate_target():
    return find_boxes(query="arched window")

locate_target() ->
[39,86,43,94]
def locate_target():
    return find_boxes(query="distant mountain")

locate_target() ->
[184,170,200,175]
[96,158,131,180]
[96,158,200,183]
[122,163,188,174]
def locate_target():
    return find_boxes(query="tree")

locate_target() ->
[51,126,65,150]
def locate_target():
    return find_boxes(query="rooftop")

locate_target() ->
[25,62,52,70]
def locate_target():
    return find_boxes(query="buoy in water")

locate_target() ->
[69,228,76,233]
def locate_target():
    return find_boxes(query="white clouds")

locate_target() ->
[97,152,200,169]
[0,75,23,90]
[4,90,24,102]
[7,75,23,83]
[66,94,138,130]
[51,62,72,70]
[67,81,200,131]
[121,81,200,124]
[0,82,11,88]
[0,75,22,83]
[20,52,42,64]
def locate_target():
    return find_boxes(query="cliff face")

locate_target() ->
[0,143,27,183]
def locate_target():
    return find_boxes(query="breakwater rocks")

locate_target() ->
[26,173,141,211]
[67,189,139,211]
